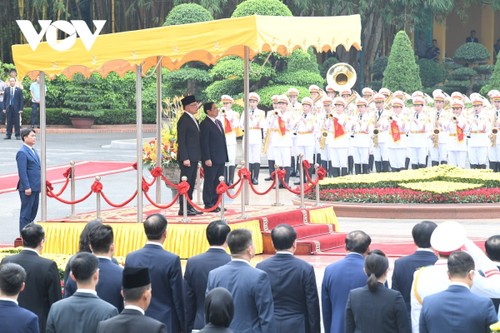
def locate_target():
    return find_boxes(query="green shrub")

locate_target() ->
[449,67,477,80]
[454,43,490,64]
[475,64,494,75]
[288,49,320,73]
[417,59,446,88]
[481,53,500,95]
[231,0,293,17]
[163,4,213,26]
[372,57,388,81]
[383,31,423,91]
[256,85,309,109]
[205,79,243,102]
[442,80,469,93]
[274,70,324,87]
[320,56,339,78]
[210,57,275,81]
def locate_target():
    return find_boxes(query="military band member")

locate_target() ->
[407,96,430,169]
[387,98,410,172]
[317,97,333,175]
[326,97,350,177]
[325,84,337,99]
[264,95,280,181]
[362,87,374,103]
[293,97,316,182]
[269,95,293,187]
[287,88,302,113]
[446,99,469,168]
[288,88,301,177]
[218,95,241,185]
[429,92,450,166]
[488,91,500,172]
[372,93,391,172]
[468,97,491,169]
[351,98,373,174]
[309,85,323,111]
[241,92,265,185]
[379,87,391,100]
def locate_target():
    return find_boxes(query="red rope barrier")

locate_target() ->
[186,194,223,212]
[144,190,180,209]
[101,191,138,208]
[47,188,94,204]
[46,177,70,197]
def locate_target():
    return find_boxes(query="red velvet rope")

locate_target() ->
[91,181,103,193]
[62,167,72,179]
[144,190,180,209]
[248,178,277,195]
[45,177,70,197]
[222,179,245,200]
[185,194,223,212]
[159,173,179,188]
[101,191,138,208]
[47,188,94,204]
[177,181,190,196]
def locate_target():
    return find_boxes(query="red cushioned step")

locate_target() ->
[295,233,347,255]
[259,210,307,231]
[294,224,333,239]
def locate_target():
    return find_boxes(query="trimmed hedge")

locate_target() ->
[36,108,156,125]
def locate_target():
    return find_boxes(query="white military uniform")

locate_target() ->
[217,108,240,166]
[429,107,450,164]
[446,113,469,168]
[326,112,350,169]
[468,110,491,167]
[372,107,391,165]
[488,107,500,169]
[294,111,316,164]
[241,107,265,164]
[387,112,410,170]
[351,111,373,166]
[407,110,430,167]
[269,110,292,167]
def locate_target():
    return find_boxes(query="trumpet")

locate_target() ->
[373,128,379,148]
[432,129,440,148]
[262,128,272,154]
[320,131,328,150]
[491,128,498,147]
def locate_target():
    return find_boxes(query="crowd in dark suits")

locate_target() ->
[2,218,500,333]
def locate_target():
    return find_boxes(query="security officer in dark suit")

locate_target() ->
[184,220,231,332]
[3,77,24,140]
[257,224,320,333]
[1,223,62,333]
[200,102,229,211]
[177,95,202,216]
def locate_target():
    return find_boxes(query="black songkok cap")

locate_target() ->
[181,95,197,107]
[122,267,150,289]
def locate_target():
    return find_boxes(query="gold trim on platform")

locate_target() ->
[39,220,263,259]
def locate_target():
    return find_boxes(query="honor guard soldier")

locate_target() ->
[242,92,265,185]
[317,97,333,174]
[326,84,337,99]
[326,97,350,177]
[372,93,391,172]
[218,95,241,185]
[379,87,392,101]
[408,96,430,169]
[309,85,324,112]
[446,99,469,168]
[287,88,301,177]
[351,98,373,174]
[488,91,500,172]
[269,95,293,187]
[429,91,450,166]
[293,97,317,182]
[387,98,410,172]
[468,96,491,169]
[362,87,375,106]
[264,95,280,181]
[287,87,302,113]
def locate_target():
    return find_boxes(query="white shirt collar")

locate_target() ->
[416,248,435,253]
[276,251,293,255]
[231,258,251,265]
[209,246,226,250]
[124,304,145,315]
[0,297,18,305]
[95,255,112,261]
[23,143,35,151]
[146,241,164,248]
[76,289,98,296]
[450,282,470,289]
[22,248,39,255]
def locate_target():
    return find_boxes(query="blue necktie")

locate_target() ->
[10,88,14,106]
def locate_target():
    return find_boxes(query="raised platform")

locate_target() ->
[325,202,500,219]
[40,204,342,259]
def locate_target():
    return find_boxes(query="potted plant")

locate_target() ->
[61,109,105,129]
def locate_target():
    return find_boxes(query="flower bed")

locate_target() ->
[311,165,500,204]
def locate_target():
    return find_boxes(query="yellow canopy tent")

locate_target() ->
[12,14,361,221]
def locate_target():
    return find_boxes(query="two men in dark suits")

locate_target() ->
[200,102,229,211]
[46,252,118,333]
[321,230,371,333]
[207,229,275,333]
[16,128,41,233]
[177,95,203,216]
[420,251,497,333]
[97,267,166,333]
[64,224,124,311]
[3,77,24,140]
[184,220,231,332]
[125,213,186,333]
[0,263,40,333]
[1,223,62,333]
[392,221,438,317]
[256,224,320,333]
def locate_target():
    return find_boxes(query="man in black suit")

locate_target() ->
[125,213,186,333]
[1,223,62,333]
[177,95,203,216]
[257,224,321,333]
[97,267,166,333]
[465,30,479,43]
[392,221,438,318]
[184,220,231,332]
[64,224,124,311]
[485,234,500,314]
[200,102,229,211]
[3,77,24,140]
[0,263,40,333]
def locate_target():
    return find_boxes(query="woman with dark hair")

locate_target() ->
[345,251,410,333]
[199,287,234,333]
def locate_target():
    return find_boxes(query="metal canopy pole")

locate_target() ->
[243,46,250,206]
[40,72,47,221]
[155,57,162,203]
[136,65,143,222]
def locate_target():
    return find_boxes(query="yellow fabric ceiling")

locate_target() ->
[12,15,361,79]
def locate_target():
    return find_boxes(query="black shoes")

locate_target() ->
[178,208,203,216]
[16,136,20,140]
[264,176,273,181]
[4,137,11,140]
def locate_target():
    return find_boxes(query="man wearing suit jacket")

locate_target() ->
[177,95,203,216]
[1,223,62,333]
[420,251,498,333]
[125,213,186,333]
[485,235,500,314]
[0,263,40,333]
[46,252,118,333]
[321,230,371,333]
[64,224,124,311]
[16,128,41,233]
[200,102,229,211]
[97,267,166,333]
[207,229,275,333]
[185,220,231,332]
[3,77,24,140]
[392,221,438,317]
[256,224,320,333]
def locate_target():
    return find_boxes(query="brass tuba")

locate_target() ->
[326,63,357,93]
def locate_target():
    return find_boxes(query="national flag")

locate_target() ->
[224,116,232,134]
[278,116,286,136]
[456,124,464,142]
[333,117,345,138]
[390,120,401,142]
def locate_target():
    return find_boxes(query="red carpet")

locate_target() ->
[0,161,134,194]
